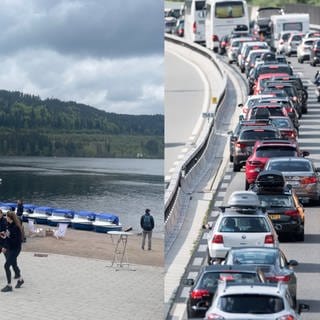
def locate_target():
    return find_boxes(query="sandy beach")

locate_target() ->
[22,223,164,267]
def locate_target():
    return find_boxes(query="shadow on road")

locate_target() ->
[295,262,320,273]
[298,299,320,313]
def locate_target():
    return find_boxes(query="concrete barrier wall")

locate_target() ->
[164,35,227,253]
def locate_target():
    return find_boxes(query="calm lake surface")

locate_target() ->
[0,157,164,236]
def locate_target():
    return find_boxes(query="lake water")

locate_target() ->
[0,157,164,236]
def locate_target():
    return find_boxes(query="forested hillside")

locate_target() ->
[0,90,164,158]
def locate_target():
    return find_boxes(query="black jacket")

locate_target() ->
[4,222,22,251]
[16,203,24,217]
[140,213,155,231]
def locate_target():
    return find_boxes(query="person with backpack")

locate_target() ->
[140,209,154,250]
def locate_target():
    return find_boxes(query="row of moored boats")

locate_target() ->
[0,202,122,232]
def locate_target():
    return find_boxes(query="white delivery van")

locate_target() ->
[184,0,206,44]
[205,0,250,52]
[270,13,309,50]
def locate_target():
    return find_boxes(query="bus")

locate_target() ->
[205,0,250,52]
[184,0,206,44]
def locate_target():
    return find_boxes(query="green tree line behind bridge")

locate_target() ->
[0,90,164,158]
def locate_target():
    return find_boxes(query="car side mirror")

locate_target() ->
[238,103,244,108]
[302,151,310,157]
[183,278,194,286]
[287,61,291,64]
[315,167,320,173]
[298,303,310,314]
[202,223,212,230]
[239,115,244,121]
[288,259,298,267]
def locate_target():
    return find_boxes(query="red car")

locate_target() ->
[245,140,309,190]
[253,73,289,95]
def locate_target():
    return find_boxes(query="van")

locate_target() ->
[269,13,309,50]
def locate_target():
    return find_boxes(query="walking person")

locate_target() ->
[16,199,26,242]
[140,209,155,250]
[0,210,7,253]
[0,211,24,292]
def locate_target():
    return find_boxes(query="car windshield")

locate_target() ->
[218,294,284,313]
[271,118,291,128]
[258,194,293,208]
[267,161,311,172]
[240,130,277,140]
[231,250,277,265]
[220,217,270,233]
[255,146,296,158]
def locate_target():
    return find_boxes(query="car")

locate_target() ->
[284,32,304,56]
[228,119,273,163]
[250,170,305,241]
[252,72,290,95]
[206,191,279,264]
[204,282,309,320]
[232,125,281,171]
[185,264,266,318]
[268,116,298,140]
[264,157,320,204]
[276,31,299,54]
[237,94,274,117]
[239,42,269,73]
[224,247,299,306]
[245,139,304,190]
[174,18,184,37]
[165,17,177,34]
[297,38,317,63]
[310,39,320,66]
[227,37,255,64]
[244,49,271,77]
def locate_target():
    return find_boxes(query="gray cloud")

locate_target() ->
[0,0,164,115]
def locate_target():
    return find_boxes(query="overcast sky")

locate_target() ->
[0,0,164,115]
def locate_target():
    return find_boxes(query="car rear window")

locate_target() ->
[291,35,302,41]
[220,217,270,233]
[218,294,284,313]
[240,129,277,140]
[255,146,296,158]
[267,160,311,172]
[231,250,277,265]
[258,194,293,208]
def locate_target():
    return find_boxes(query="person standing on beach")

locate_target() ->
[16,199,26,242]
[140,208,154,250]
[0,211,24,292]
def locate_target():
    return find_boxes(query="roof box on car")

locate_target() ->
[256,170,285,189]
[227,191,261,208]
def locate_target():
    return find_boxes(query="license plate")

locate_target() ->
[287,181,300,187]
[269,214,280,220]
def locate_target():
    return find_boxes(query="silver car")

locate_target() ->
[204,282,309,319]
[264,157,320,203]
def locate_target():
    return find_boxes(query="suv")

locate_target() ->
[185,264,265,318]
[250,170,305,241]
[206,191,279,264]
[204,282,309,320]
[232,125,281,172]
[284,32,304,56]
[245,139,305,189]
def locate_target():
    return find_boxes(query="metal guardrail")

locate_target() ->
[164,34,227,250]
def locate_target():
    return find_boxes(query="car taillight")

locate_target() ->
[301,176,317,184]
[267,275,291,282]
[212,234,223,244]
[190,289,210,299]
[207,314,225,320]
[236,142,246,149]
[284,210,299,218]
[212,34,219,42]
[277,315,296,320]
[287,107,293,113]
[264,234,274,244]
[193,22,196,33]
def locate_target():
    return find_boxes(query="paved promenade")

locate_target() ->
[0,252,163,320]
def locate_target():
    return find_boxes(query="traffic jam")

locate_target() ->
[167,3,320,320]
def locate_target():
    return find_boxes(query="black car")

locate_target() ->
[250,170,305,241]
[224,247,298,307]
[185,264,265,318]
[310,39,320,66]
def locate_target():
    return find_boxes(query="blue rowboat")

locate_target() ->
[27,206,54,224]
[47,208,74,227]
[71,211,96,231]
[93,213,122,233]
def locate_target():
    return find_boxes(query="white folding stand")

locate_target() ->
[107,231,135,271]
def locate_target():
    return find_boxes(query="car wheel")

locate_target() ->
[292,295,297,309]
[318,96,320,102]
[229,154,233,162]
[302,106,308,114]
[311,61,315,67]
[207,249,212,265]
[187,304,199,319]
[298,58,302,64]
[287,52,291,57]
[296,228,304,242]
[233,162,241,172]
[245,180,250,190]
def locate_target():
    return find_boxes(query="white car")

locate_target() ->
[297,38,317,63]
[276,31,299,54]
[206,191,279,264]
[227,37,254,64]
[284,32,304,56]
[204,282,309,320]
